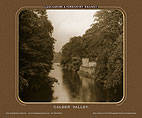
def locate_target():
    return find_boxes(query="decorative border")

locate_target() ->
[15,6,127,105]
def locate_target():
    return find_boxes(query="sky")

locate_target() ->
[47,10,98,52]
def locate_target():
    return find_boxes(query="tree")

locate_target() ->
[19,9,56,102]
[61,36,82,71]
[61,9,123,102]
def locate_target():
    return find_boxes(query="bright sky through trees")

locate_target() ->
[47,10,98,52]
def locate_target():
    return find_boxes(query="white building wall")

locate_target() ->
[88,62,97,67]
[82,58,89,67]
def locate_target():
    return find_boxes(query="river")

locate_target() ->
[49,63,106,102]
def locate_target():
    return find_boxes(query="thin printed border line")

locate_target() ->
[92,112,136,115]
[5,112,136,115]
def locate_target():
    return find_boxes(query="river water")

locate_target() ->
[49,63,105,102]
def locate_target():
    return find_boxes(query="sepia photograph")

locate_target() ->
[18,9,124,103]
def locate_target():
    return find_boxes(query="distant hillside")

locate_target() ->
[53,52,62,63]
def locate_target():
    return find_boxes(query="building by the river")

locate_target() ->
[79,58,97,78]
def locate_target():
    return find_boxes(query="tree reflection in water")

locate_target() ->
[62,70,106,102]
[50,64,115,102]
[62,70,82,101]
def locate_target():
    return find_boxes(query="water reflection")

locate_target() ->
[50,63,106,102]
[49,63,70,102]
[62,70,106,102]
[62,70,82,101]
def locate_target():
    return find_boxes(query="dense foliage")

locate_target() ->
[19,9,56,102]
[61,36,82,71]
[61,10,123,102]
